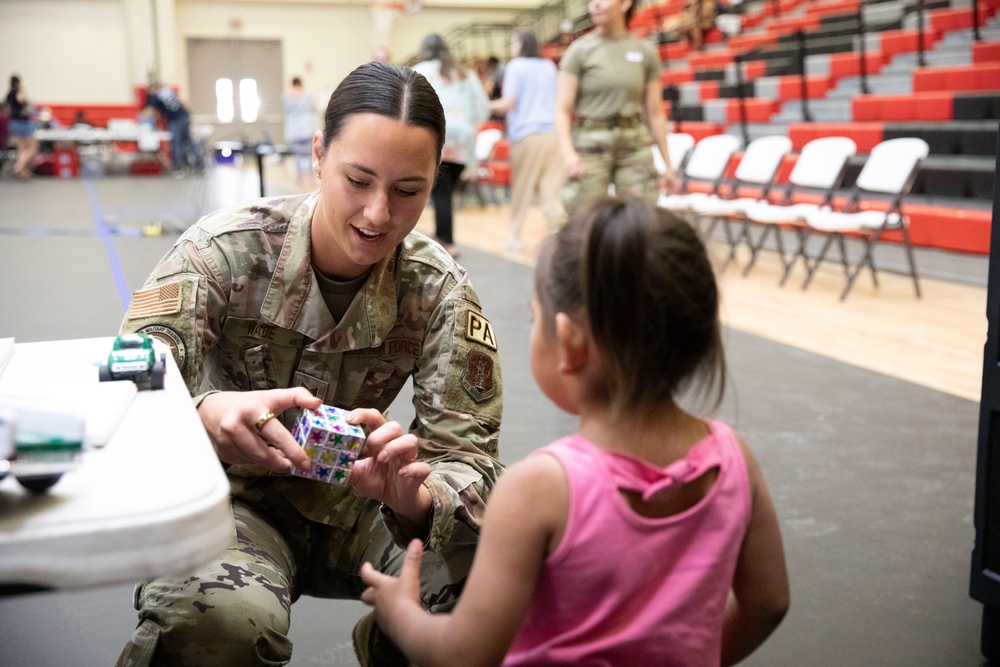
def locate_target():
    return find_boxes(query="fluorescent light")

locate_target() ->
[216,78,234,123]
[239,78,259,123]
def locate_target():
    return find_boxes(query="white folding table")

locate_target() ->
[0,337,233,590]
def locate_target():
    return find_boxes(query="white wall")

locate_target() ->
[0,0,137,104]
[0,0,525,108]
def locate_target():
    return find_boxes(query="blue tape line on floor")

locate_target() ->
[84,180,132,312]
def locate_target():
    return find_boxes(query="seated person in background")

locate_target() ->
[661,0,718,50]
[71,109,93,129]
[361,198,790,666]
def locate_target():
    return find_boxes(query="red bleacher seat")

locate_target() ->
[913,64,1000,93]
[787,122,885,152]
[973,42,1000,63]
[852,92,954,122]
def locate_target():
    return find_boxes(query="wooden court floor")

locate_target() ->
[429,202,988,404]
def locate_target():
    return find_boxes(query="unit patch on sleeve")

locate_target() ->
[462,349,497,402]
[127,282,182,319]
[135,323,188,372]
[465,311,497,350]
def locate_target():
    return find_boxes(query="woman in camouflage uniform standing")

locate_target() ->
[555,0,676,209]
[115,62,504,667]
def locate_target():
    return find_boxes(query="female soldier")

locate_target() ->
[555,0,676,209]
[115,61,504,667]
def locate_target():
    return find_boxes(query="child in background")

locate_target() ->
[361,197,790,666]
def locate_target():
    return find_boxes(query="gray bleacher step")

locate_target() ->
[827,72,914,97]
[884,48,973,69]
[774,98,854,122]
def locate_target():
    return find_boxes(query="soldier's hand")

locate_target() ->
[360,539,425,631]
[563,150,584,182]
[198,388,321,473]
[348,409,432,527]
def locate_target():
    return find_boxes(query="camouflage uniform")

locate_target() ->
[560,31,661,208]
[115,192,503,666]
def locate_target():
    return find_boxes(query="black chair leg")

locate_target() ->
[802,232,836,290]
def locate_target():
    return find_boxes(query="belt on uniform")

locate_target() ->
[574,114,643,130]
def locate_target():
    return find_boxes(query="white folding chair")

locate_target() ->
[686,135,793,263]
[461,127,504,207]
[800,137,930,300]
[658,133,741,216]
[652,132,696,182]
[740,136,857,281]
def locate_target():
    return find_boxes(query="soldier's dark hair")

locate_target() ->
[516,32,541,58]
[535,197,725,413]
[625,0,640,25]
[321,61,445,164]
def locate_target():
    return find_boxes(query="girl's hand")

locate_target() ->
[347,409,432,523]
[198,388,322,473]
[360,539,426,648]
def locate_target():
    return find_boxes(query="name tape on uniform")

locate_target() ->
[465,312,497,350]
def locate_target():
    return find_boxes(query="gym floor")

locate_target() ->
[0,158,990,665]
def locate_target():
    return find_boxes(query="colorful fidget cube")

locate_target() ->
[289,404,365,486]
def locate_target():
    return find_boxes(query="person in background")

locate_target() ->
[412,34,489,258]
[371,44,393,63]
[361,197,790,666]
[71,109,93,129]
[660,0,719,51]
[114,61,504,667]
[282,76,319,188]
[554,0,675,210]
[5,74,38,181]
[488,31,566,251]
[141,81,204,175]
[34,107,61,158]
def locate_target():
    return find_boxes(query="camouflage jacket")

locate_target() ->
[121,192,504,553]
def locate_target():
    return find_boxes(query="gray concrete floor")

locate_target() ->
[0,165,990,665]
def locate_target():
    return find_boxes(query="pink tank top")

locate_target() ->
[503,420,752,667]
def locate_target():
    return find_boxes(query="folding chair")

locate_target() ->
[800,137,930,300]
[657,133,741,221]
[739,136,857,281]
[686,135,793,265]
[461,127,504,207]
[652,131,696,183]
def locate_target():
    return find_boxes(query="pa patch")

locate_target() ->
[465,312,497,350]
[462,349,497,402]
[136,323,188,372]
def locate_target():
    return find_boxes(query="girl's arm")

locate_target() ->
[722,439,790,666]
[361,453,569,667]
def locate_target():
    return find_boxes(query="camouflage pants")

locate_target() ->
[562,125,660,213]
[115,494,472,667]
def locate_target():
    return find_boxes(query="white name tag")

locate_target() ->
[625,51,644,63]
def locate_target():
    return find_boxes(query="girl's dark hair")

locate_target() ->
[10,75,20,90]
[321,61,445,163]
[535,197,725,413]
[516,32,541,58]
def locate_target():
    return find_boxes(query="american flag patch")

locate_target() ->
[127,282,182,319]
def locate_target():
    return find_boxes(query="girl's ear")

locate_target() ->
[555,312,589,374]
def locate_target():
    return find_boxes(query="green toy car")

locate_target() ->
[0,404,84,493]
[99,333,166,390]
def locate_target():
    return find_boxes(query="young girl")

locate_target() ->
[361,197,790,666]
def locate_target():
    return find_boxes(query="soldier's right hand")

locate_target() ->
[198,388,322,473]
[563,150,584,182]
